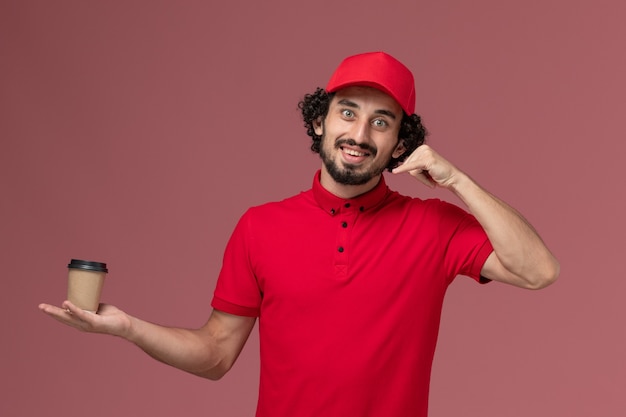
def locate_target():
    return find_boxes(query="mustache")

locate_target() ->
[334,139,377,156]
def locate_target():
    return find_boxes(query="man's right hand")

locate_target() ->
[39,301,131,338]
[39,301,257,380]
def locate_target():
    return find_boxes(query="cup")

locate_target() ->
[67,259,108,312]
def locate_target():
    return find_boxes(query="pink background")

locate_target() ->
[2,1,625,416]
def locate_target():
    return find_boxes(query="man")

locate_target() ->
[40,52,559,416]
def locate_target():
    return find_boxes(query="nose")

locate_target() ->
[350,118,371,145]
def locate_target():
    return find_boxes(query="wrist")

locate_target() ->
[448,171,479,202]
[447,169,469,191]
[118,313,138,341]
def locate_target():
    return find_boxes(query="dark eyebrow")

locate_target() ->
[337,99,359,108]
[374,109,397,120]
[336,99,397,120]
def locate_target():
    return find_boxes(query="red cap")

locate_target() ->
[325,51,416,115]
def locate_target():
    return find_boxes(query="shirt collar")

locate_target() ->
[311,170,391,216]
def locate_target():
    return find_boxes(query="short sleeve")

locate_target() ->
[436,201,494,284]
[211,210,262,317]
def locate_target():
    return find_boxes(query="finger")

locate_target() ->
[61,300,78,312]
[393,153,431,174]
[392,165,406,174]
[39,302,86,330]
[39,302,70,317]
[63,301,98,322]
[392,162,419,174]
[392,160,436,187]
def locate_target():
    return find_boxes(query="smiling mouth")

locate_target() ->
[341,146,370,157]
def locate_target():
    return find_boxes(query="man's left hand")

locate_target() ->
[391,144,460,189]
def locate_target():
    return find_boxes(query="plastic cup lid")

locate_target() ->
[67,259,108,273]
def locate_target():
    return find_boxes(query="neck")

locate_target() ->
[319,167,382,199]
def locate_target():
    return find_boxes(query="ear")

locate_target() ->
[313,117,323,136]
[392,139,407,158]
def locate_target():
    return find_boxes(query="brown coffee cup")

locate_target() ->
[67,259,108,312]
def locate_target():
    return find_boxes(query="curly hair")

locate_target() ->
[297,88,428,171]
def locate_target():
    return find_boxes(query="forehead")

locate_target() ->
[331,86,402,116]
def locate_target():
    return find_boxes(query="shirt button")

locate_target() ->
[338,246,344,253]
[344,203,351,208]
[341,222,348,228]
[359,206,365,212]
[330,208,335,215]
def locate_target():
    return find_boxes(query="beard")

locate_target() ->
[319,135,390,186]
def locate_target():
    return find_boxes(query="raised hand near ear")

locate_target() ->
[392,144,461,189]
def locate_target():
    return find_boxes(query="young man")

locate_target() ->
[40,52,559,417]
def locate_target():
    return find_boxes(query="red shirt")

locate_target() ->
[212,171,493,417]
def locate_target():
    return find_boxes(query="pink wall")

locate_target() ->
[2,1,625,416]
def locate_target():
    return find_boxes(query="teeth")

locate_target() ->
[344,148,366,157]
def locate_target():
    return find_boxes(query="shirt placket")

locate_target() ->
[333,202,361,279]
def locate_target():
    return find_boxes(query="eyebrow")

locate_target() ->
[337,99,397,120]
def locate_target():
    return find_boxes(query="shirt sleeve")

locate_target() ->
[211,210,262,317]
[435,200,494,284]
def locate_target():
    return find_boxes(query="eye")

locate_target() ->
[341,109,354,118]
[372,119,387,128]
